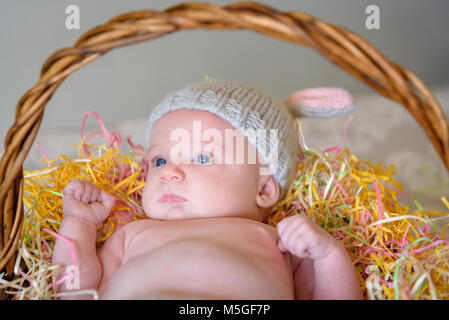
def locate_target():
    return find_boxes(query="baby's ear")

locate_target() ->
[256,175,280,209]
[285,87,355,118]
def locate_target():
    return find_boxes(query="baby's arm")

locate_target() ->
[52,179,116,299]
[97,224,126,296]
[277,215,363,300]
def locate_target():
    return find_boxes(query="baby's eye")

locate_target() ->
[154,157,167,167]
[194,153,214,165]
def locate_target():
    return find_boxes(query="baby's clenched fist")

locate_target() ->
[62,179,116,226]
[277,214,340,260]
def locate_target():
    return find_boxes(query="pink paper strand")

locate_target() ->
[127,135,145,156]
[343,115,354,151]
[42,228,77,266]
[409,240,449,255]
[20,272,33,286]
[80,111,123,156]
[48,272,74,289]
[401,225,411,247]
[332,174,349,198]
[36,141,51,167]
[323,146,342,154]
[364,270,394,288]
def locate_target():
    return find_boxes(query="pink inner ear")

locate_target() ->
[287,88,354,109]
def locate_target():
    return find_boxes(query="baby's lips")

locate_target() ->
[158,193,187,203]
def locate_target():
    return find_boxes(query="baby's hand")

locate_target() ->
[277,215,339,260]
[62,179,116,226]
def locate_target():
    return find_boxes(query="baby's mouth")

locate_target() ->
[158,193,187,203]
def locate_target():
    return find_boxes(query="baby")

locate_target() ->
[52,80,363,300]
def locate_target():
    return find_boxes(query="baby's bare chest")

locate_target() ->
[123,218,281,258]
[103,218,294,299]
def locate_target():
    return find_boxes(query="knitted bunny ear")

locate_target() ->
[285,87,355,118]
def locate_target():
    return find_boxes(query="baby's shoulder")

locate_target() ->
[119,218,159,237]
[103,218,158,250]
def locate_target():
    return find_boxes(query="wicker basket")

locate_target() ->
[1,1,448,278]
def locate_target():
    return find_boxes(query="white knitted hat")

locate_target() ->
[145,80,355,200]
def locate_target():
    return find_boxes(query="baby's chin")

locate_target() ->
[144,207,266,222]
[143,202,265,221]
[144,204,205,221]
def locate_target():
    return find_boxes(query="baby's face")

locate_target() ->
[142,109,278,221]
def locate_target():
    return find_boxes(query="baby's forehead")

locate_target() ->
[177,109,233,126]
[151,109,238,135]
[147,109,254,151]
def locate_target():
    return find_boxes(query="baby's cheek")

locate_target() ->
[141,184,154,218]
[215,187,255,215]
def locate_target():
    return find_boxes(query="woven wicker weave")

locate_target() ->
[1,2,448,277]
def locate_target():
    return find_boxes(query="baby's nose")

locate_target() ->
[160,163,185,183]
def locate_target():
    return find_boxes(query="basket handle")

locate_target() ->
[1,1,448,275]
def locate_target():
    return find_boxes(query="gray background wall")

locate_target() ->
[1,0,448,144]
